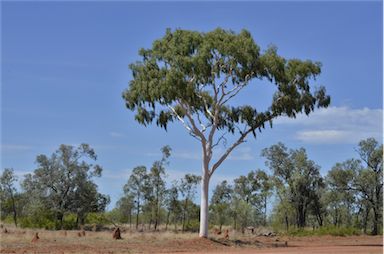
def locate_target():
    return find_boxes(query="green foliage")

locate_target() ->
[286,226,361,237]
[262,143,324,228]
[61,214,78,230]
[184,219,200,232]
[124,28,330,134]
[86,212,110,225]
[21,144,109,229]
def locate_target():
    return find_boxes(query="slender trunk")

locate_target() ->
[136,199,140,230]
[182,198,188,232]
[10,191,17,227]
[199,170,209,238]
[264,196,267,226]
[154,189,159,231]
[285,212,289,232]
[129,209,132,229]
[372,206,379,235]
[165,210,170,230]
[363,206,369,234]
[58,212,64,230]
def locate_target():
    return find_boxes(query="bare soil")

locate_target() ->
[0,227,382,254]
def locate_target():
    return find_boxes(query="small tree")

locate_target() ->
[147,145,171,230]
[116,194,135,226]
[0,168,18,227]
[179,174,201,232]
[123,28,330,237]
[210,180,232,231]
[124,166,147,230]
[164,182,180,230]
[356,138,383,235]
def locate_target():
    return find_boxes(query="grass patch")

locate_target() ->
[285,226,361,237]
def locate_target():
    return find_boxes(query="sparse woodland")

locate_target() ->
[1,138,382,236]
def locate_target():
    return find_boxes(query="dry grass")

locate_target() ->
[0,224,223,254]
[1,224,382,254]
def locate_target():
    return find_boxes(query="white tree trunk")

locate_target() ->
[199,168,209,238]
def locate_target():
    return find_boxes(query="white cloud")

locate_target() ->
[275,106,383,144]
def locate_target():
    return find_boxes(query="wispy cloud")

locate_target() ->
[275,106,383,144]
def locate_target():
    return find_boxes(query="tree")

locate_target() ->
[262,143,324,228]
[22,144,106,229]
[124,166,148,230]
[179,174,201,232]
[0,168,18,227]
[116,194,135,227]
[355,138,383,235]
[69,181,110,226]
[326,160,358,227]
[210,180,232,231]
[252,170,273,226]
[329,138,383,235]
[164,182,180,230]
[123,28,330,237]
[147,145,171,230]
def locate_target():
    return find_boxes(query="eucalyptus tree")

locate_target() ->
[116,194,135,227]
[210,180,232,231]
[124,166,148,229]
[164,182,180,230]
[262,143,324,228]
[179,174,201,232]
[22,144,105,229]
[326,160,358,227]
[148,145,171,230]
[329,138,383,235]
[356,138,383,235]
[69,181,110,226]
[252,170,273,226]
[123,28,330,237]
[0,168,18,227]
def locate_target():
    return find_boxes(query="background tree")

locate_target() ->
[179,174,201,232]
[22,144,106,229]
[210,180,232,231]
[262,143,324,228]
[123,28,330,237]
[326,160,357,227]
[0,168,19,227]
[69,181,110,226]
[164,182,180,230]
[147,145,171,230]
[116,194,135,227]
[328,138,383,235]
[355,138,383,235]
[254,169,273,226]
[123,166,148,230]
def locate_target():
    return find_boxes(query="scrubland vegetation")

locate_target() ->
[1,138,382,238]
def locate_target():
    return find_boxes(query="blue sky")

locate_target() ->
[1,1,382,209]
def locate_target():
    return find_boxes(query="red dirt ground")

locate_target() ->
[0,229,382,254]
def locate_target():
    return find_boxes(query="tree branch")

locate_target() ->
[167,105,200,141]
